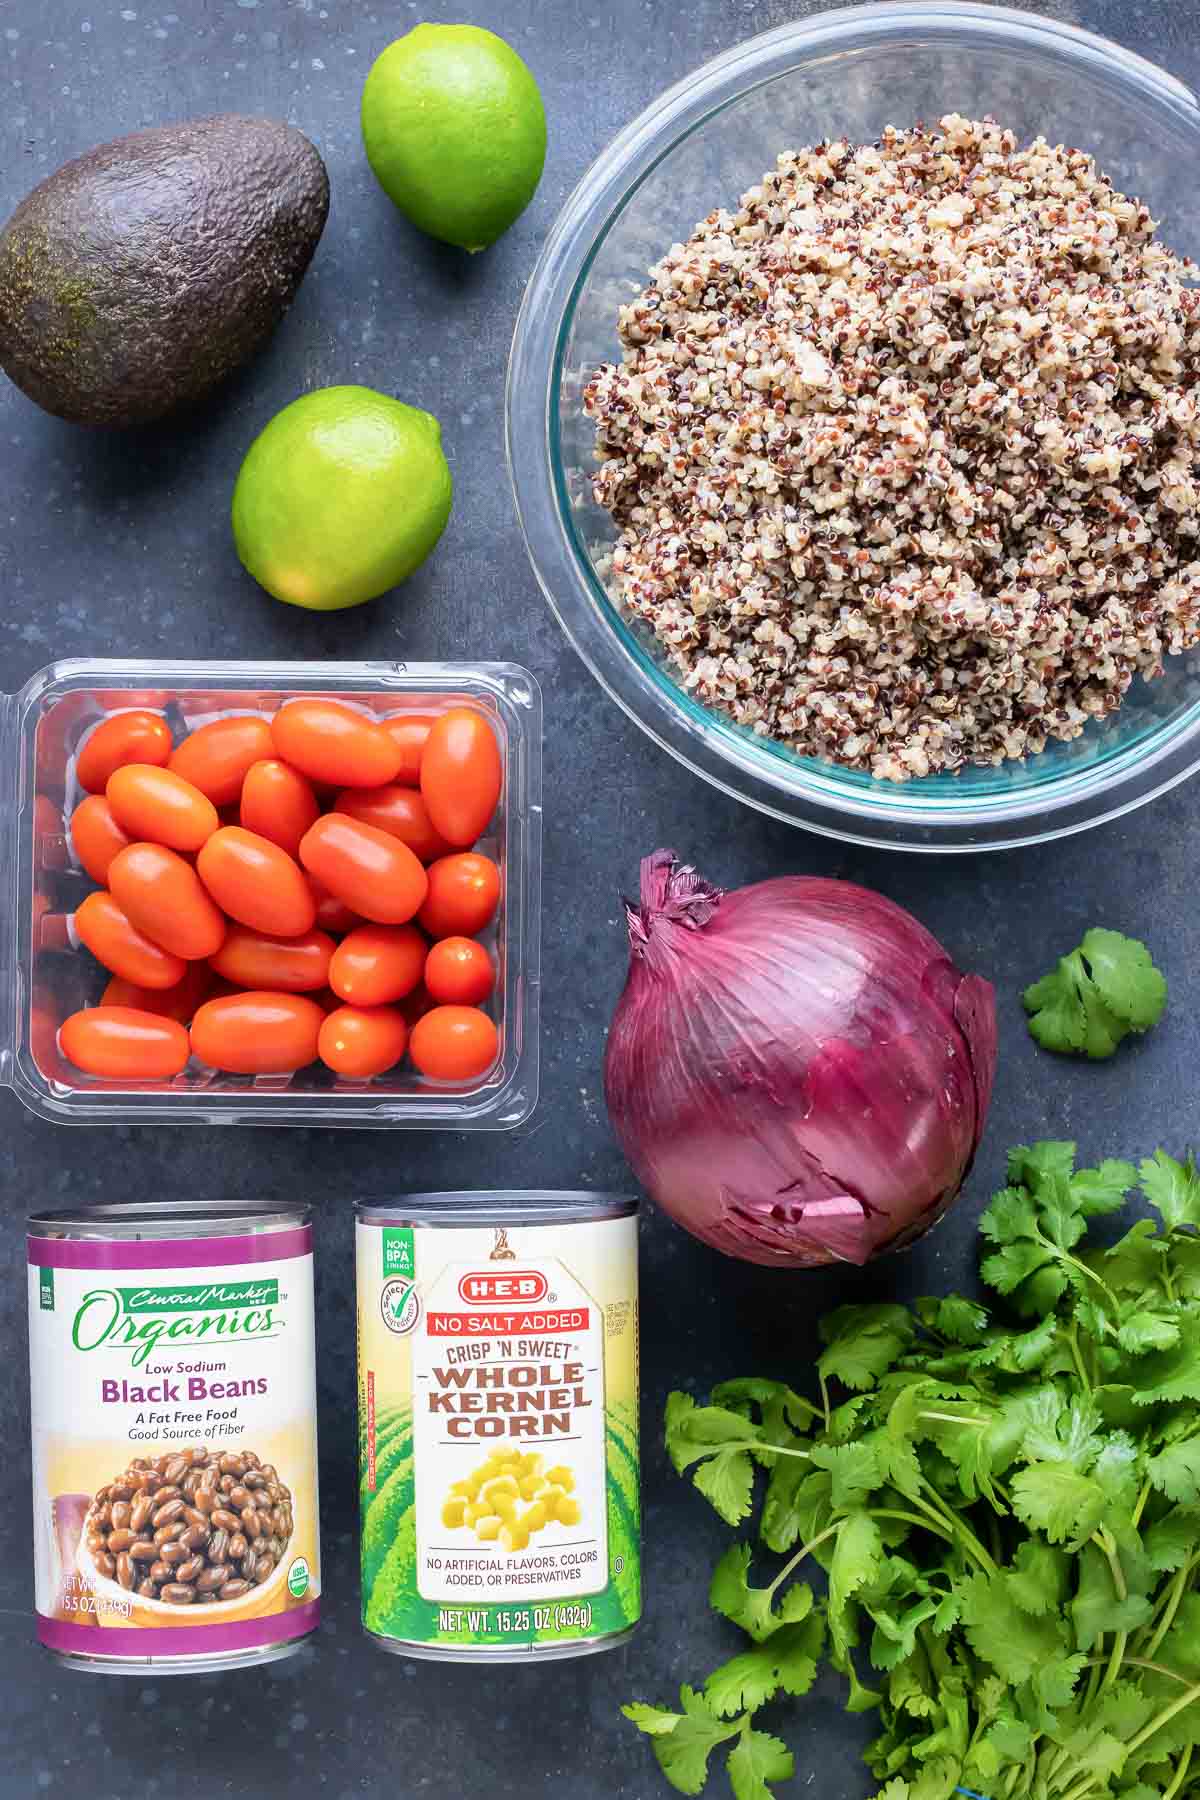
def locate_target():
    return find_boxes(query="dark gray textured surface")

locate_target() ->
[1,1,1197,1795]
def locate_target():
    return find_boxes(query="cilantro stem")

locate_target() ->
[1083,1654,1196,1689]
[1089,1528,1130,1694]
[917,1410,992,1427]
[1120,1676,1200,1759]
[1062,1325,1091,1395]
[1141,1559,1197,1661]
[1037,1230,1121,1311]
[909,1485,999,1578]
[1164,1745,1193,1800]
[818,1373,832,1434]
[1132,1477,1152,1529]
[764,1521,842,1599]
[1100,1629,1128,1694]
[868,1507,957,1545]
[1095,1527,1128,1602]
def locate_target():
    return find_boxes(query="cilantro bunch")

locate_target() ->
[626,1144,1200,1800]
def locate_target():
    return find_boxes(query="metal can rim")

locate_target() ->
[354,1190,637,1228]
[27,1202,311,1240]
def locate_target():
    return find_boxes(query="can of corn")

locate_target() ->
[356,1192,640,1660]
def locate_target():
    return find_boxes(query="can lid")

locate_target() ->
[354,1190,637,1228]
[27,1201,311,1240]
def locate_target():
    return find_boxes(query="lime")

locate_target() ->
[231,386,452,611]
[361,24,546,253]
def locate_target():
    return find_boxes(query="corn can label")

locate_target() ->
[357,1211,640,1652]
[27,1226,321,1660]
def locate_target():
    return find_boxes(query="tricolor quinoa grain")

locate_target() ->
[584,116,1200,780]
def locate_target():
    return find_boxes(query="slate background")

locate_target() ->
[1,0,1197,1794]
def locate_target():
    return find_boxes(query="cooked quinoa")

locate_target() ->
[583,115,1200,781]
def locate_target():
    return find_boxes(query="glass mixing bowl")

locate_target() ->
[507,1,1200,851]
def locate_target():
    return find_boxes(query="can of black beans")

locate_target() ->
[27,1202,321,1674]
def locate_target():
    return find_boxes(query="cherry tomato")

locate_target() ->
[333,785,452,863]
[383,713,435,785]
[328,923,427,1006]
[168,715,274,805]
[70,795,133,885]
[306,877,362,936]
[299,813,428,925]
[61,1007,191,1079]
[197,827,316,938]
[418,852,500,939]
[318,1005,408,1078]
[75,890,188,989]
[109,842,228,961]
[77,711,172,794]
[424,936,496,1006]
[419,708,501,846]
[106,764,220,853]
[101,964,215,1025]
[240,758,320,856]
[211,926,335,993]
[191,992,324,1074]
[271,700,402,789]
[409,1005,499,1081]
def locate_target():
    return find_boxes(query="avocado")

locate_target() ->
[0,115,329,427]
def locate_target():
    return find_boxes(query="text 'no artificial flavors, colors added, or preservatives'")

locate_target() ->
[356,1192,640,1659]
[27,1202,321,1673]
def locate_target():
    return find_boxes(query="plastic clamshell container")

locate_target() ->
[0,660,541,1128]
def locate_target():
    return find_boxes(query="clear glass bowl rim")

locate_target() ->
[506,0,1200,852]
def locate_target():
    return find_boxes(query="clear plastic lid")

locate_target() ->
[1,659,541,1128]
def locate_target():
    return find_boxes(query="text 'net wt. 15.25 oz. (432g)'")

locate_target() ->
[356,1193,640,1660]
[27,1202,321,1674]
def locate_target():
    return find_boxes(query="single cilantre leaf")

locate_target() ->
[1071,1542,1155,1652]
[1023,929,1166,1059]
[709,1544,815,1643]
[1010,1464,1107,1548]
[1071,1159,1138,1217]
[666,1396,781,1526]
[726,1723,794,1800]
[817,1304,915,1391]
[827,1511,882,1657]
[1139,1150,1200,1234]
[1130,1337,1200,1406]
[1146,1436,1200,1504]
[1005,1539,1070,1616]
[705,1615,824,1717]
[1117,1302,1181,1354]
[1143,1507,1200,1572]
[919,1294,990,1345]
[809,1441,882,1510]
[623,1689,742,1796]
[960,1573,1072,1686]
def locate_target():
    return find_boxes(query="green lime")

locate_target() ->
[231,385,452,611]
[361,23,546,253]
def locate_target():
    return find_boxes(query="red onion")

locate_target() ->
[604,851,997,1268]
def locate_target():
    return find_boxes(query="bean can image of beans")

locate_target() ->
[27,1202,321,1674]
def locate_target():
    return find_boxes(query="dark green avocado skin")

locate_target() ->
[0,115,330,427]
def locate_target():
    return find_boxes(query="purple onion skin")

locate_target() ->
[604,851,998,1269]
